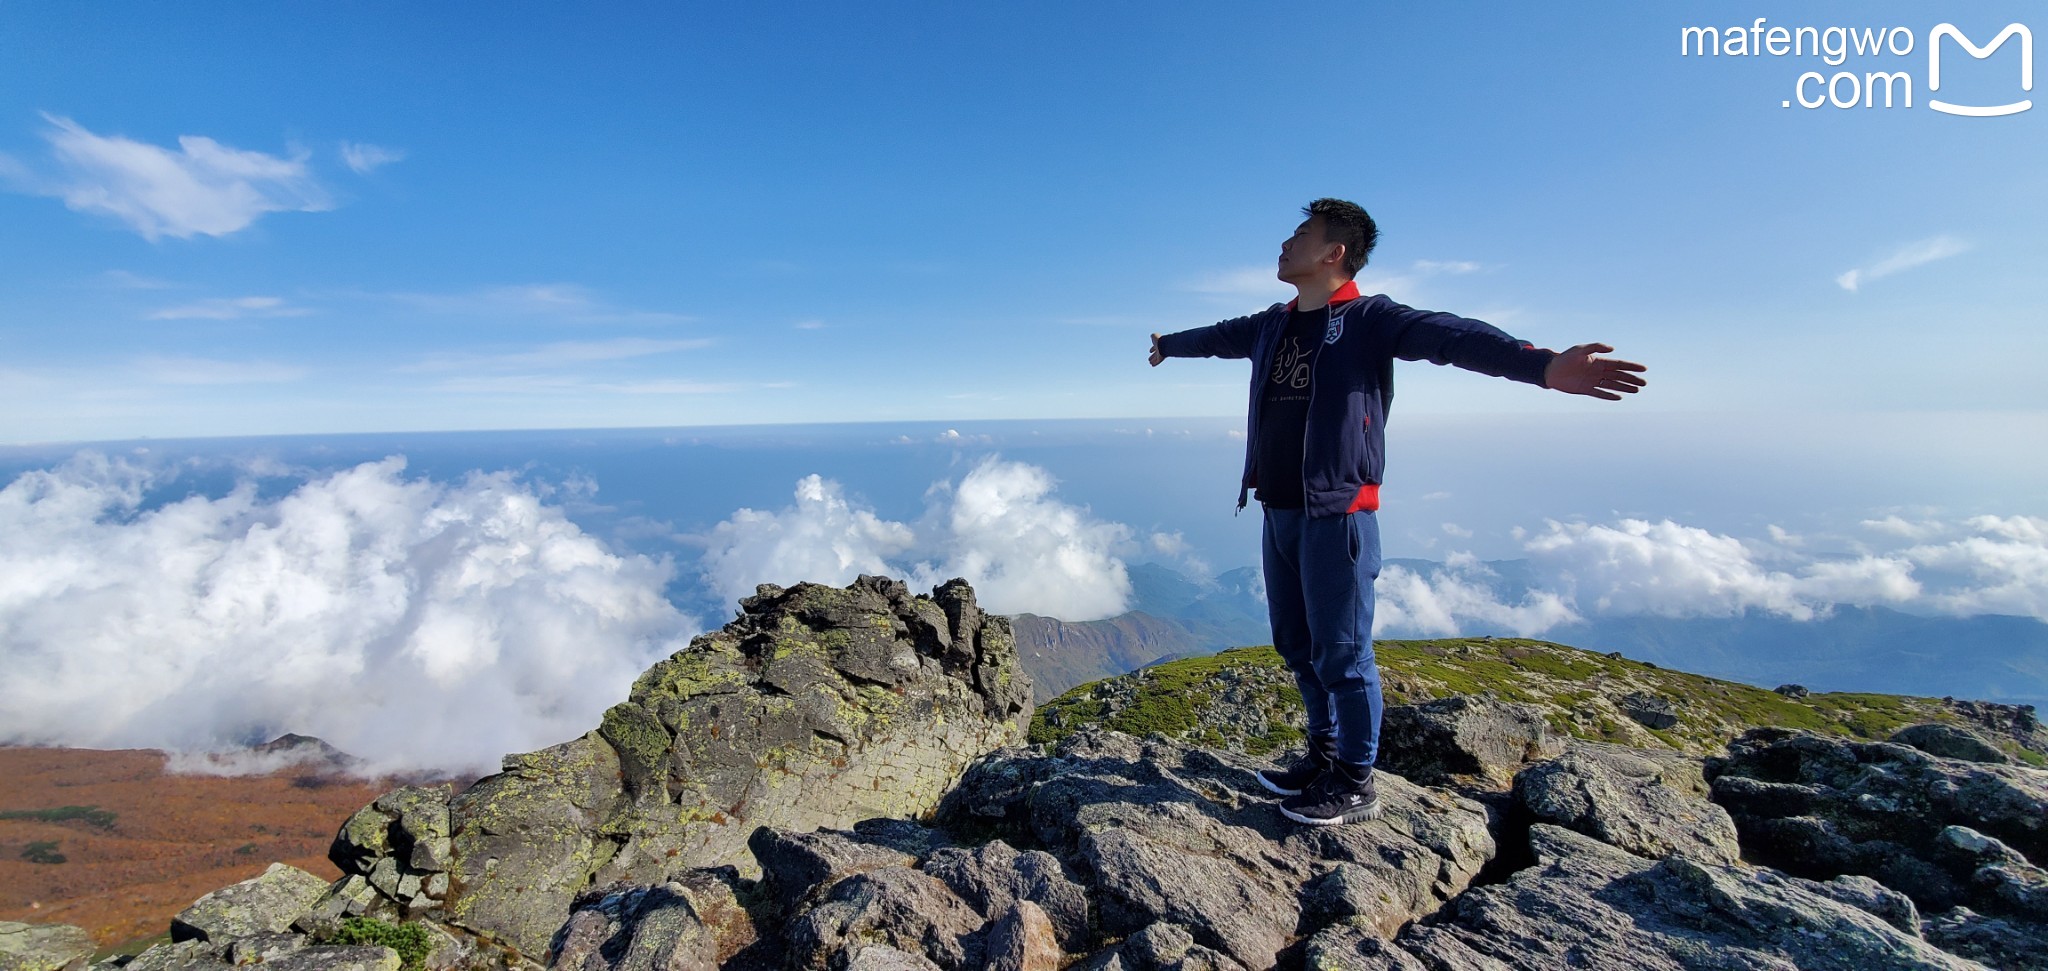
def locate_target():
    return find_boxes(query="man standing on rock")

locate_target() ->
[1147,199,1646,825]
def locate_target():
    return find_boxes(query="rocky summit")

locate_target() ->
[51,578,2048,971]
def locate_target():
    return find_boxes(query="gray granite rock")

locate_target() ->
[1616,692,1678,731]
[170,863,331,943]
[1119,923,1246,971]
[1514,742,1740,864]
[981,902,1062,971]
[1892,724,2011,764]
[1923,906,2048,971]
[1376,695,1564,789]
[919,840,1089,952]
[0,922,95,971]
[750,826,918,916]
[324,576,1031,958]
[120,942,228,971]
[938,728,1495,971]
[783,867,986,971]
[549,872,755,971]
[1709,727,2048,922]
[1396,824,1982,970]
[254,947,399,971]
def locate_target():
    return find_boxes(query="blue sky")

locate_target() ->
[3,1,2042,442]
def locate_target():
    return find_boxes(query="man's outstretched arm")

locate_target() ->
[1148,308,1272,366]
[1541,343,1647,400]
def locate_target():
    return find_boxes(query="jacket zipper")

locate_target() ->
[1299,302,1329,511]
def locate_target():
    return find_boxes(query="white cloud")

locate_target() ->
[136,356,307,385]
[1900,515,2048,618]
[385,284,692,325]
[1413,259,1483,274]
[101,269,179,290]
[1441,522,1473,538]
[147,295,312,320]
[401,337,714,372]
[1836,235,1970,292]
[700,476,917,607]
[698,458,1135,621]
[428,374,740,395]
[0,454,695,776]
[11,114,332,240]
[1182,266,1289,302]
[339,141,405,174]
[1523,519,1920,621]
[1375,559,1579,637]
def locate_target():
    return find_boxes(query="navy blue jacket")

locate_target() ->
[1158,280,1557,517]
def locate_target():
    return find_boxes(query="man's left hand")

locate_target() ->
[1543,343,1647,400]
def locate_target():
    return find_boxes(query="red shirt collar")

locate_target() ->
[1284,280,1361,311]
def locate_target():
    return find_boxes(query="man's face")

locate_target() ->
[1276,216,1341,284]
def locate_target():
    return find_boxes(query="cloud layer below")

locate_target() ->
[1376,515,2048,636]
[0,455,696,776]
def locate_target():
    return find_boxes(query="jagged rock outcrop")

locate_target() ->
[1709,726,2048,969]
[312,576,1031,958]
[1323,824,1984,970]
[0,922,95,971]
[935,729,1496,970]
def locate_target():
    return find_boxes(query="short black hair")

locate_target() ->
[1303,198,1378,278]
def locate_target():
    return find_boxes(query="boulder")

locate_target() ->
[170,863,331,943]
[920,840,1090,953]
[1892,723,2011,764]
[840,946,942,971]
[981,902,1062,971]
[1367,824,1981,970]
[1615,692,1678,731]
[0,922,94,971]
[549,869,756,971]
[1923,906,2048,971]
[1708,727,2048,920]
[1513,742,1740,865]
[750,826,921,916]
[120,941,230,971]
[1118,923,1246,971]
[783,867,987,971]
[325,576,1030,958]
[936,728,1496,971]
[254,947,400,971]
[1788,874,1921,935]
[1375,695,1564,788]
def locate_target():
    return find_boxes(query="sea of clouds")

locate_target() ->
[3,450,2042,776]
[1376,515,2048,636]
[0,453,1152,776]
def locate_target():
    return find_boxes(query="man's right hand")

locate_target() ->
[1148,333,1164,367]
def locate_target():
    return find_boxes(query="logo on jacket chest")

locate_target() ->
[1324,316,1344,344]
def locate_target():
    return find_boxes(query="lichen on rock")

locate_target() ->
[325,575,1031,958]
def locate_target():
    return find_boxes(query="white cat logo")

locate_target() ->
[1324,318,1343,344]
[1928,23,2033,117]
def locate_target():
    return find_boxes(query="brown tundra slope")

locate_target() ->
[0,746,456,951]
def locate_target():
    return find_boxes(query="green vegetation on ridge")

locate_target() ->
[1030,637,2046,765]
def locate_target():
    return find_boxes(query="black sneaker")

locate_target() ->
[1278,762,1382,825]
[1256,734,1336,796]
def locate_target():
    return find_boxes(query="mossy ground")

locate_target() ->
[1030,637,2045,764]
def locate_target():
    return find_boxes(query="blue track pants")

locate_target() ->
[1261,506,1384,770]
